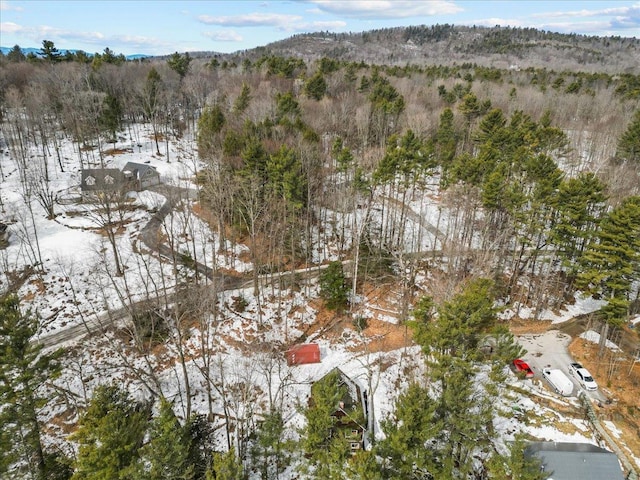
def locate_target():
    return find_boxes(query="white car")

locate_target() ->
[568,362,598,391]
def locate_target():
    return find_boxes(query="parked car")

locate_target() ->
[568,362,598,391]
[542,368,574,396]
[513,359,534,378]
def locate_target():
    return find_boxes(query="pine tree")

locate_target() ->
[319,261,349,311]
[434,108,458,174]
[551,172,606,284]
[99,93,122,143]
[301,370,350,478]
[250,411,292,480]
[206,448,244,480]
[7,44,26,63]
[197,105,226,161]
[142,67,164,155]
[40,39,61,62]
[70,384,150,479]
[305,72,328,101]
[413,278,499,359]
[184,415,215,480]
[233,83,252,114]
[577,196,640,328]
[265,145,306,210]
[486,434,547,480]
[142,397,194,480]
[378,383,439,479]
[615,109,640,165]
[0,295,64,480]
[167,52,192,80]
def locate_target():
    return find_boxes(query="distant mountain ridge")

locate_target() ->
[0,46,150,61]
[3,25,639,72]
[231,25,640,74]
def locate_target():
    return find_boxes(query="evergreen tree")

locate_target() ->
[615,109,640,165]
[142,66,165,154]
[197,104,226,161]
[265,145,306,210]
[551,172,606,284]
[319,261,349,311]
[184,415,215,480]
[274,92,300,124]
[99,93,123,143]
[7,44,26,63]
[486,434,547,480]
[0,295,64,480]
[434,108,458,174]
[233,83,252,114]
[413,278,499,359]
[70,384,150,479]
[301,370,350,478]
[304,72,328,101]
[378,383,439,479]
[40,39,61,62]
[167,52,192,79]
[250,411,292,480]
[141,397,194,480]
[206,448,244,480]
[577,196,640,327]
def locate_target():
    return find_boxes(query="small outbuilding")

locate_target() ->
[286,343,321,366]
[525,442,625,480]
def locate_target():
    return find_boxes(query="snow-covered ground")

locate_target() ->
[1,123,634,476]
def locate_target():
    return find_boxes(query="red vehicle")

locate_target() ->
[513,359,534,378]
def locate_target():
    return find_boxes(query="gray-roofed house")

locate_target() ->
[81,168,125,199]
[121,162,160,190]
[525,442,625,480]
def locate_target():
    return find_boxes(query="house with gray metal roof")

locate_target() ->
[121,162,160,190]
[81,168,125,199]
[526,442,625,480]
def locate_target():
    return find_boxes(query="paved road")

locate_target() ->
[516,331,608,403]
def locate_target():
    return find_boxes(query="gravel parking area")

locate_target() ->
[516,330,607,403]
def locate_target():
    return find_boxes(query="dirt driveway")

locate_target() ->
[516,331,607,403]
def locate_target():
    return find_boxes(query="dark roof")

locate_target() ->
[526,442,624,480]
[81,168,124,192]
[122,162,158,179]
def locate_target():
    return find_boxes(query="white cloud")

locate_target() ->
[197,11,346,32]
[198,12,303,27]
[531,4,640,19]
[1,21,23,33]
[0,0,23,11]
[202,30,244,42]
[303,0,463,19]
[1,21,169,53]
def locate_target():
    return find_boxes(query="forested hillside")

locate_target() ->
[1,30,639,479]
[237,25,640,74]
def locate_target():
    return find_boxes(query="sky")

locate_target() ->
[1,0,639,56]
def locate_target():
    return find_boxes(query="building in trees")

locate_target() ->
[122,162,161,190]
[525,442,624,480]
[81,168,125,200]
[81,163,160,199]
[309,368,368,453]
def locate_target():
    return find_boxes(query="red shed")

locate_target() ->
[286,343,321,366]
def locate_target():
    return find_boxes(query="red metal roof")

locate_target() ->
[286,343,321,366]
